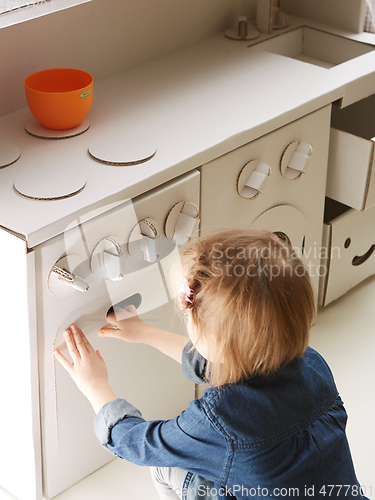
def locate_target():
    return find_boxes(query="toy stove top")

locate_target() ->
[5,119,157,202]
[0,107,165,248]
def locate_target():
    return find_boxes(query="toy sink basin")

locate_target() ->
[250,26,375,69]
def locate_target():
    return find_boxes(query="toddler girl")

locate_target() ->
[54,228,367,499]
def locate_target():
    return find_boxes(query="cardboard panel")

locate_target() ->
[34,171,200,499]
[319,201,375,305]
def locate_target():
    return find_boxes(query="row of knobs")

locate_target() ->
[48,201,199,298]
[237,141,313,200]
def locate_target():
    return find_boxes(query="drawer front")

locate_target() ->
[320,205,375,306]
[326,128,375,211]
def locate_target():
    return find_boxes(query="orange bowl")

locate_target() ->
[24,68,93,130]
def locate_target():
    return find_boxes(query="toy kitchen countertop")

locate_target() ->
[1,15,375,249]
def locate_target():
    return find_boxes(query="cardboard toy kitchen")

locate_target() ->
[1,0,375,499]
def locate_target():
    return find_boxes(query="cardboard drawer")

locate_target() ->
[318,198,375,306]
[327,94,375,211]
[326,128,375,211]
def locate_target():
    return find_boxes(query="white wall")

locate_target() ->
[0,0,257,117]
[280,0,366,33]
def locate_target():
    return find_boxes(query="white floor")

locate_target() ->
[309,275,375,499]
[1,275,374,500]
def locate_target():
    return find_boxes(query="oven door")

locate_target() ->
[35,171,200,499]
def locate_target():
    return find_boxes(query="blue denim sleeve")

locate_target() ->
[95,342,207,446]
[94,398,144,447]
[94,395,226,483]
[182,341,208,385]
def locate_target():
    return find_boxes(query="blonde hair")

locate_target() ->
[179,228,316,386]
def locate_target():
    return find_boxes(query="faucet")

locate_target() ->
[256,0,288,34]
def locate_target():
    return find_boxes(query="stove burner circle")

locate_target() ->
[25,117,90,140]
[14,166,86,201]
[0,140,21,168]
[88,135,157,166]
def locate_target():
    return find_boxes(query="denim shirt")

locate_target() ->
[94,343,366,500]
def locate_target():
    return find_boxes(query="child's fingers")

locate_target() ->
[98,327,119,338]
[64,327,81,361]
[54,349,73,372]
[70,324,89,357]
[96,350,105,363]
[79,330,96,355]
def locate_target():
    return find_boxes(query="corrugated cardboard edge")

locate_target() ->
[25,121,90,140]
[0,223,27,243]
[318,222,332,307]
[0,153,21,169]
[88,150,157,166]
[362,140,375,210]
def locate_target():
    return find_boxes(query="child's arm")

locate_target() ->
[98,305,188,364]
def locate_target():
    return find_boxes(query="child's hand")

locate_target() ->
[99,305,147,343]
[99,306,188,364]
[54,324,115,410]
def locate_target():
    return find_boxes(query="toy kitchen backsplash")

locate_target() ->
[1,3,375,499]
